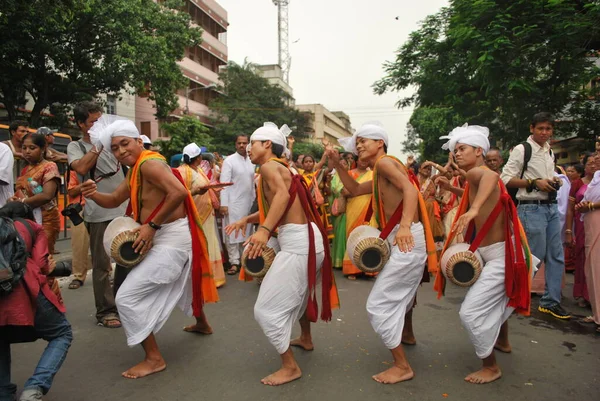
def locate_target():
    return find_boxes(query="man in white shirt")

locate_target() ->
[220,135,255,274]
[0,142,14,207]
[500,112,570,320]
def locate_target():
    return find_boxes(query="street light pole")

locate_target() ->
[185,83,218,114]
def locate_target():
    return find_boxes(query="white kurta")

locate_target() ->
[459,241,514,359]
[116,218,194,346]
[0,142,14,207]
[366,222,427,350]
[254,223,324,354]
[555,173,570,241]
[220,152,255,244]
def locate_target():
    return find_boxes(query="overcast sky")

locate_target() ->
[216,0,448,158]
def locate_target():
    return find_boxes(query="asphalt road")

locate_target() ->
[11,250,600,401]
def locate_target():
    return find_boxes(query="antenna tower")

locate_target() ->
[272,0,291,83]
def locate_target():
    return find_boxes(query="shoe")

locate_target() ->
[19,387,42,401]
[538,304,571,320]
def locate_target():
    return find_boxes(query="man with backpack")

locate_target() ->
[501,112,570,320]
[0,201,72,401]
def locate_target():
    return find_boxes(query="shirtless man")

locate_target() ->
[226,122,335,386]
[81,118,216,379]
[328,123,436,384]
[436,124,531,384]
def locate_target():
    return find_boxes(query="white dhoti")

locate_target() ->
[254,223,324,354]
[459,241,513,359]
[367,222,427,349]
[116,218,194,346]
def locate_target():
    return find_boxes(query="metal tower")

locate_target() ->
[273,0,291,83]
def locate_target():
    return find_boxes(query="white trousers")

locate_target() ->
[459,241,513,359]
[367,223,427,349]
[116,218,193,346]
[254,223,324,354]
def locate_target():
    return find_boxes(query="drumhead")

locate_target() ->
[452,261,475,284]
[245,256,265,275]
[361,249,383,269]
[118,240,139,263]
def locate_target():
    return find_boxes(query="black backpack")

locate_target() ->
[0,217,35,296]
[507,142,554,205]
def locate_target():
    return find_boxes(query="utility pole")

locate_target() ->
[272,0,291,83]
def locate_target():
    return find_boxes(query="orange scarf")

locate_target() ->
[372,155,438,274]
[128,150,219,316]
[434,177,532,315]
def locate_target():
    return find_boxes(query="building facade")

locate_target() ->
[296,104,353,145]
[136,0,228,140]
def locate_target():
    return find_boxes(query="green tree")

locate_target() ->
[374,0,600,152]
[0,0,201,126]
[155,116,213,163]
[209,61,309,154]
[291,141,325,161]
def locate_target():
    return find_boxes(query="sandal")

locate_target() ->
[98,316,122,329]
[580,316,595,324]
[227,265,239,275]
[68,279,83,290]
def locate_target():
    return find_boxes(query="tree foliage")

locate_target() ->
[155,116,212,163]
[0,0,201,126]
[209,61,309,155]
[374,0,600,155]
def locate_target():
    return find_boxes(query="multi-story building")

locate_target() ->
[136,0,228,140]
[256,64,294,103]
[296,104,353,145]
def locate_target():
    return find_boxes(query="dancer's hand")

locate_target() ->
[394,226,414,253]
[244,230,269,259]
[434,175,451,190]
[225,217,248,238]
[131,225,156,255]
[453,208,478,237]
[326,148,341,166]
[81,179,98,198]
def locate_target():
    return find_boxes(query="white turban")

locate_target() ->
[339,121,389,155]
[89,114,139,152]
[440,123,490,155]
[250,122,292,155]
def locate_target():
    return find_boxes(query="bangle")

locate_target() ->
[259,225,271,233]
[565,229,572,234]
[591,202,595,211]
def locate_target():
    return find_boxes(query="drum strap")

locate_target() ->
[125,197,165,224]
[378,202,403,240]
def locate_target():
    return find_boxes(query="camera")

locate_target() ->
[61,203,83,226]
[547,180,561,202]
[47,260,72,278]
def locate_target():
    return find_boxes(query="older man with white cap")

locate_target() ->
[226,122,337,386]
[37,127,68,162]
[81,116,218,379]
[435,123,533,384]
[329,122,437,385]
[140,135,152,150]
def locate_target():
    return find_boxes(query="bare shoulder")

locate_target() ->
[466,166,498,186]
[260,160,287,178]
[377,156,408,178]
[140,159,171,180]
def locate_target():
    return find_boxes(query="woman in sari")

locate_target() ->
[329,158,349,269]
[417,163,445,250]
[342,159,377,279]
[564,164,584,273]
[12,133,63,304]
[566,155,595,307]
[301,154,332,235]
[178,144,226,288]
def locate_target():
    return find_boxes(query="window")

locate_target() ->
[106,95,117,115]
[141,122,151,137]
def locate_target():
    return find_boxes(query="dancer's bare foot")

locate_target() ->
[260,366,302,386]
[122,358,166,379]
[290,337,314,351]
[494,339,512,353]
[183,322,213,334]
[464,367,502,384]
[372,365,414,384]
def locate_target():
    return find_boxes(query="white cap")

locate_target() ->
[140,135,152,145]
[182,143,202,160]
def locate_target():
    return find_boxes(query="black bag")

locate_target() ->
[0,217,35,296]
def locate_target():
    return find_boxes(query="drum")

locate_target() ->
[242,237,280,278]
[440,243,483,287]
[103,216,146,268]
[346,225,391,273]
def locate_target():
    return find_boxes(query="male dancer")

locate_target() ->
[81,118,217,379]
[436,124,532,384]
[226,122,336,386]
[328,122,437,384]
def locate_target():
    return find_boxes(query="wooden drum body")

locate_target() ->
[440,243,483,287]
[103,216,146,269]
[242,237,280,278]
[346,225,391,273]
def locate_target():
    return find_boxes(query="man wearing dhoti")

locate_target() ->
[435,124,532,384]
[81,117,218,379]
[329,122,437,384]
[220,135,255,275]
[226,122,338,386]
